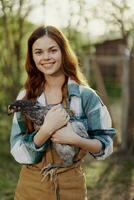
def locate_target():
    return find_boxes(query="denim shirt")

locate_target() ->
[10,78,116,164]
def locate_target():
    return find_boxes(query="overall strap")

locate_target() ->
[68,84,83,119]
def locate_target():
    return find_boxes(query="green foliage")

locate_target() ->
[63,27,91,55]
[89,74,122,102]
[0,16,35,113]
[104,79,122,99]
[0,130,20,199]
[0,0,36,115]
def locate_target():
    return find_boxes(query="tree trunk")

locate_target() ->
[126,46,134,152]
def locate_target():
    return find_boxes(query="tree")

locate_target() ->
[0,0,34,113]
[126,45,134,152]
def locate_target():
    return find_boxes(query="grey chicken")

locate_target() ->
[8,100,88,172]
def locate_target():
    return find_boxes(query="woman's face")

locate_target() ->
[32,35,62,76]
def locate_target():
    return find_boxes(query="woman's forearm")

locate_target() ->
[33,126,52,147]
[74,136,103,153]
[51,124,103,154]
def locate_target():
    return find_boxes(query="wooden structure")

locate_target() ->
[82,38,130,147]
[94,38,128,82]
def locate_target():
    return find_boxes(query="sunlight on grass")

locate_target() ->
[85,160,108,189]
[85,155,134,200]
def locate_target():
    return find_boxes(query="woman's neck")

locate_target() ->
[44,74,66,90]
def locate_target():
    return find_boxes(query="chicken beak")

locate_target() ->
[7,105,14,115]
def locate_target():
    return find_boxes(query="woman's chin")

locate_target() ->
[43,69,63,77]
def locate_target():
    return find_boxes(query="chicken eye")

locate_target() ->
[18,106,21,111]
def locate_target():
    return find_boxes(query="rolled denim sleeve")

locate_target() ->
[88,129,115,159]
[81,87,116,160]
[10,112,49,164]
[10,90,49,164]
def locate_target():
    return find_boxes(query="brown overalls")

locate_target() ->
[14,145,87,200]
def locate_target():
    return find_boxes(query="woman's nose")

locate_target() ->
[42,52,50,60]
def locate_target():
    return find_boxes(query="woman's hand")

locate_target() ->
[34,104,70,147]
[51,122,80,145]
[51,122,103,153]
[40,104,70,136]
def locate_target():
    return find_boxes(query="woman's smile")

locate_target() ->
[41,62,55,68]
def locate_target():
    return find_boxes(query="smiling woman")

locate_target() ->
[10,25,115,200]
[32,36,62,76]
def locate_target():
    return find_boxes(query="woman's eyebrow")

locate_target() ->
[33,45,58,52]
[33,48,42,51]
[48,45,58,50]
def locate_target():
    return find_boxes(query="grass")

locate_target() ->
[0,117,20,200]
[84,153,134,200]
[0,138,20,200]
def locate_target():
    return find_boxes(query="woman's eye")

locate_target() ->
[35,51,42,55]
[51,49,57,53]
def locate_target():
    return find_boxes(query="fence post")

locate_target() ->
[121,55,130,150]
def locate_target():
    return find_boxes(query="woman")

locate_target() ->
[10,25,115,200]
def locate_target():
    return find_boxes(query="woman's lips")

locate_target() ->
[41,62,55,67]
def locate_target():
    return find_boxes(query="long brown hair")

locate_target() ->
[24,25,88,131]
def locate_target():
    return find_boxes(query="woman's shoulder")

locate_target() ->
[16,89,26,100]
[68,78,100,103]
[79,84,104,109]
[79,85,98,99]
